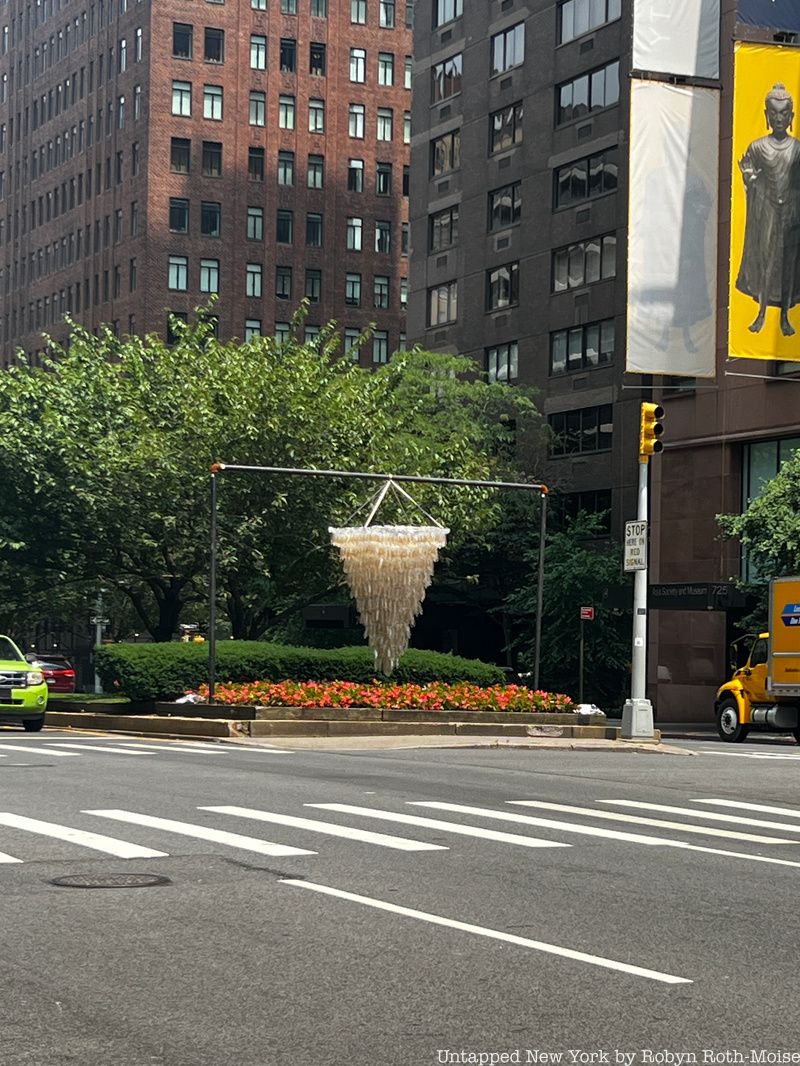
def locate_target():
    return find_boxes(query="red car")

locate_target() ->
[26,654,76,693]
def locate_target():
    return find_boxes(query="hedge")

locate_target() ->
[94,641,507,701]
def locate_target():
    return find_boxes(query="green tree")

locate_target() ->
[0,310,544,642]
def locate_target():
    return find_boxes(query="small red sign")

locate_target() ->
[580,606,595,621]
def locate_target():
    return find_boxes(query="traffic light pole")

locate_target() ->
[621,457,655,739]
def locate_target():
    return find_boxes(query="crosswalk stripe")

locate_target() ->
[280,879,692,985]
[48,743,151,756]
[84,809,316,857]
[0,813,167,858]
[600,799,800,834]
[410,802,800,870]
[114,743,227,756]
[0,743,79,756]
[0,849,22,863]
[700,751,800,761]
[306,803,571,850]
[508,800,795,844]
[200,805,448,852]
[694,798,800,819]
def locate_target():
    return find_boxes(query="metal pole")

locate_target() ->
[579,618,585,705]
[621,459,655,739]
[93,589,104,694]
[209,472,218,703]
[533,490,547,690]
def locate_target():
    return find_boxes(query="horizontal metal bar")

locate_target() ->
[211,463,548,494]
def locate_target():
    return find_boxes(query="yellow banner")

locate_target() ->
[730,43,800,360]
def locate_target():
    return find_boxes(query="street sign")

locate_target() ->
[579,606,595,621]
[624,520,648,572]
[90,616,110,625]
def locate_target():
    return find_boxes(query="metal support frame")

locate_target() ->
[208,463,549,701]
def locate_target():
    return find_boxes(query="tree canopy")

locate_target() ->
[0,310,545,641]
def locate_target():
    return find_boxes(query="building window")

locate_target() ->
[428,281,457,325]
[350,48,366,83]
[554,147,618,208]
[375,220,391,253]
[204,28,224,64]
[248,206,264,241]
[200,258,219,294]
[278,151,295,186]
[491,23,525,76]
[276,322,292,344]
[488,182,521,231]
[172,80,191,116]
[307,154,324,188]
[345,328,362,359]
[277,209,294,243]
[305,268,322,302]
[204,84,223,120]
[280,38,297,72]
[170,137,190,173]
[169,197,189,233]
[376,162,392,195]
[431,53,461,103]
[279,95,296,130]
[429,205,459,251]
[549,404,613,456]
[251,34,267,70]
[559,0,621,44]
[309,98,325,132]
[351,0,366,24]
[168,255,188,291]
[552,233,616,292]
[312,0,328,14]
[486,262,519,310]
[252,0,267,9]
[380,0,395,26]
[490,102,523,153]
[250,91,266,127]
[486,342,518,383]
[306,213,323,246]
[401,222,409,255]
[249,146,265,181]
[134,85,142,120]
[173,23,192,60]
[433,0,462,28]
[378,52,394,86]
[349,104,365,139]
[276,265,292,299]
[348,158,364,191]
[245,319,262,341]
[550,319,615,374]
[202,141,222,177]
[166,312,189,345]
[374,275,389,308]
[400,278,409,307]
[377,107,393,141]
[246,262,263,298]
[557,60,620,125]
[404,56,413,90]
[373,330,389,363]
[431,130,460,176]
[281,0,298,13]
[346,216,363,251]
[346,272,362,305]
[135,27,143,62]
[201,201,221,237]
[310,42,326,76]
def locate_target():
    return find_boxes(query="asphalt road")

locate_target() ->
[2,728,800,1066]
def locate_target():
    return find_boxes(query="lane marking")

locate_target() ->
[695,799,800,819]
[0,849,22,863]
[306,803,571,850]
[508,800,795,844]
[0,743,79,756]
[200,805,448,852]
[409,802,800,870]
[48,743,152,756]
[114,743,227,756]
[601,799,800,834]
[0,813,167,859]
[698,751,800,761]
[279,879,692,985]
[84,809,316,857]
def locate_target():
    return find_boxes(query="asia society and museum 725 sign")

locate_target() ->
[730,43,800,361]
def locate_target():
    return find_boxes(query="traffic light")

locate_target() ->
[639,402,664,461]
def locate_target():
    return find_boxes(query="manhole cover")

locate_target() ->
[50,873,171,889]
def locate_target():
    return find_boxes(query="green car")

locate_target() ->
[0,635,48,731]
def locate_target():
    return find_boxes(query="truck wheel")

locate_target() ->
[22,716,44,732]
[793,728,800,745]
[717,698,750,742]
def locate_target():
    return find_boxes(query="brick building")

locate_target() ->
[0,0,412,365]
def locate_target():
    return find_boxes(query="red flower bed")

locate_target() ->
[193,680,573,713]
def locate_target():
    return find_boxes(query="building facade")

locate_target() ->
[0,0,411,365]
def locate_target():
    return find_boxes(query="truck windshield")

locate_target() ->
[0,637,23,663]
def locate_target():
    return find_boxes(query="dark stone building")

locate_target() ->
[0,0,412,364]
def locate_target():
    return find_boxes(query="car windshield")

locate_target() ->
[0,637,24,663]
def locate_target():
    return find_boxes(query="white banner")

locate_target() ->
[633,0,720,79]
[627,81,719,378]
